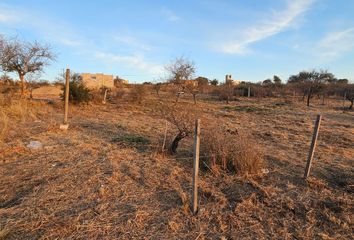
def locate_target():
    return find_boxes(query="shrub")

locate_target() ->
[129,84,147,103]
[111,88,125,102]
[201,123,264,175]
[90,87,109,104]
[218,84,234,103]
[63,78,91,104]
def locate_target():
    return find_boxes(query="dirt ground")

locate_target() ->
[0,95,353,239]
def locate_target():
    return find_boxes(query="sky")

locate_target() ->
[1,0,354,83]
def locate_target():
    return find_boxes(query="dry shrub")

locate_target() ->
[90,88,109,104]
[201,123,263,175]
[218,84,234,103]
[0,97,52,143]
[129,85,147,103]
[89,90,101,104]
[114,88,125,100]
[0,110,9,139]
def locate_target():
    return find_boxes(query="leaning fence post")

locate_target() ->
[304,114,322,179]
[161,120,168,153]
[60,68,70,130]
[192,119,201,215]
[102,89,108,104]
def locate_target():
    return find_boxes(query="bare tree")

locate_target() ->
[25,72,42,99]
[153,82,162,97]
[219,82,233,104]
[0,36,55,96]
[159,103,199,154]
[343,84,354,110]
[185,83,198,104]
[347,92,354,110]
[165,57,196,102]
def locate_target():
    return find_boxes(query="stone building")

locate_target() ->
[225,74,241,85]
[182,79,198,87]
[114,77,129,86]
[81,73,114,89]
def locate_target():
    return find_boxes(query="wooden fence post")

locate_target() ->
[60,68,70,130]
[192,119,201,214]
[162,120,168,153]
[102,89,108,104]
[248,86,251,98]
[343,92,347,110]
[304,114,322,179]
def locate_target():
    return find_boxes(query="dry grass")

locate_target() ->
[201,123,264,174]
[0,93,353,239]
[0,97,53,143]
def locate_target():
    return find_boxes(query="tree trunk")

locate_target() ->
[307,88,312,107]
[19,74,25,97]
[169,131,186,154]
[307,94,310,106]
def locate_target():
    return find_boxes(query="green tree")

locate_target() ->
[59,72,91,104]
[210,79,219,86]
[273,75,282,85]
[288,70,334,106]
[262,79,272,85]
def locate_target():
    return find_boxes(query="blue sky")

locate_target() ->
[1,0,354,83]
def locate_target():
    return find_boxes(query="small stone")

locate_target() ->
[59,124,69,130]
[27,141,43,150]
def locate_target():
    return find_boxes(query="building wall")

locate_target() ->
[114,78,129,86]
[225,74,241,85]
[229,80,241,85]
[81,73,114,89]
[183,80,198,87]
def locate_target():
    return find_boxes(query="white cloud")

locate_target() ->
[0,5,20,23]
[218,0,314,54]
[0,13,12,22]
[0,3,83,47]
[161,7,180,22]
[113,35,151,51]
[317,28,354,59]
[94,52,164,75]
[48,36,81,47]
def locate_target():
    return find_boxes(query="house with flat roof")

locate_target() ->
[81,73,114,89]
